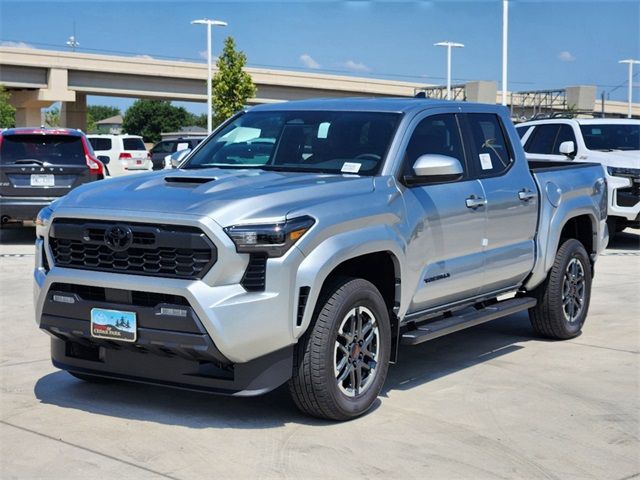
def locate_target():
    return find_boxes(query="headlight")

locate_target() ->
[607,166,640,179]
[35,200,59,236]
[35,205,54,228]
[224,216,315,257]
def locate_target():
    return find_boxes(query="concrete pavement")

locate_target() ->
[1,226,638,479]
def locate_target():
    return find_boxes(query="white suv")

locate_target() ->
[516,118,640,233]
[87,134,151,177]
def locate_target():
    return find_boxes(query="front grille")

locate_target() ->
[616,183,640,208]
[49,219,216,279]
[50,283,188,307]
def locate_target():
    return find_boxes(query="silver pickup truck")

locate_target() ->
[34,99,608,420]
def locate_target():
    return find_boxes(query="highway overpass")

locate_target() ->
[1,46,638,128]
[0,46,428,128]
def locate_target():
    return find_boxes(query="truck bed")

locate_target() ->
[528,159,603,172]
[525,159,607,291]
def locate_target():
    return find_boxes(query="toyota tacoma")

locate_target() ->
[34,99,608,420]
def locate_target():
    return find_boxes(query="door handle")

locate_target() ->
[465,195,487,209]
[518,189,536,201]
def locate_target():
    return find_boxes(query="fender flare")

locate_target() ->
[293,224,405,337]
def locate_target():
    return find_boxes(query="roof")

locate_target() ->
[95,114,123,125]
[1,127,83,136]
[249,97,491,114]
[86,133,142,138]
[519,118,640,127]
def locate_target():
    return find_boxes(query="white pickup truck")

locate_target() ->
[516,118,640,233]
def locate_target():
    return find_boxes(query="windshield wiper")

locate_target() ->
[10,159,52,166]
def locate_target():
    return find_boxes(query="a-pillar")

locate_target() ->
[60,92,87,130]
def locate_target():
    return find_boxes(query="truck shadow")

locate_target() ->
[606,229,639,251]
[34,311,541,428]
[0,225,36,245]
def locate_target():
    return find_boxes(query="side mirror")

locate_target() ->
[559,141,575,158]
[406,154,463,184]
[170,148,191,168]
[97,155,110,165]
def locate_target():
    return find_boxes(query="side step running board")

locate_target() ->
[401,297,536,346]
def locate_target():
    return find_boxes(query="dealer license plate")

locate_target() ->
[90,308,137,342]
[30,174,55,187]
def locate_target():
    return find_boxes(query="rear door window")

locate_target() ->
[0,134,86,165]
[462,113,513,177]
[89,137,112,151]
[122,138,146,151]
[524,124,560,154]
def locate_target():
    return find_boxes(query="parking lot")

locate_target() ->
[0,227,638,480]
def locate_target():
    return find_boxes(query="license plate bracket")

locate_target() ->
[90,308,137,342]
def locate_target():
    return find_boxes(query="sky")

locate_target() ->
[1,0,638,114]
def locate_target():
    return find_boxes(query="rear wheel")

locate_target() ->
[529,239,592,339]
[289,277,391,421]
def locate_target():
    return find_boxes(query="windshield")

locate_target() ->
[0,134,86,165]
[183,111,401,175]
[580,124,640,151]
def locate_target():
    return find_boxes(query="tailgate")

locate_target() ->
[0,134,94,197]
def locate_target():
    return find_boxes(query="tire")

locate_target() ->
[68,371,113,384]
[288,277,391,421]
[528,239,592,339]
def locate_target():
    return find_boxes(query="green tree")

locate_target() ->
[212,36,256,125]
[87,105,120,133]
[188,112,208,129]
[44,106,60,127]
[0,84,16,128]
[122,100,190,143]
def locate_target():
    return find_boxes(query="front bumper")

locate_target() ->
[34,209,310,394]
[50,337,292,396]
[607,174,640,222]
[0,196,57,222]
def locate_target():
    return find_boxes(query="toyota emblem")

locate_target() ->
[104,225,133,252]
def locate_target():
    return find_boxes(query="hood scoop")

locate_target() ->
[164,176,216,185]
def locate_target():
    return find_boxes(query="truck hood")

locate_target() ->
[58,168,375,226]
[583,150,640,169]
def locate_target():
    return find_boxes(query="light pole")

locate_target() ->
[501,0,509,106]
[619,59,639,118]
[191,18,228,134]
[434,41,464,100]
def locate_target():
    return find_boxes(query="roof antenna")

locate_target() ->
[415,91,426,99]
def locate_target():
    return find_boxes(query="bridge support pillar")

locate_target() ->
[60,92,87,130]
[14,106,43,127]
[8,90,55,127]
[7,68,77,127]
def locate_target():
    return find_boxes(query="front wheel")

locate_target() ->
[528,239,592,339]
[289,277,391,421]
